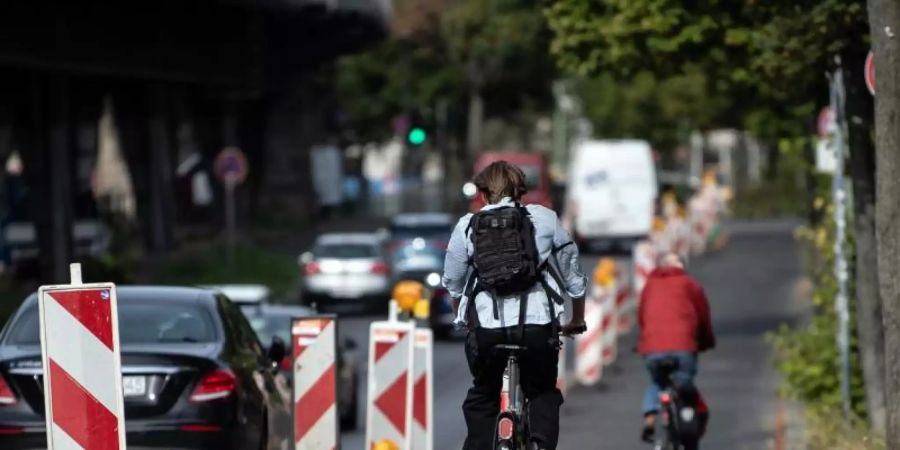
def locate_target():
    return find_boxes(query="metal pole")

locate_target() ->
[830,68,852,419]
[225,182,236,274]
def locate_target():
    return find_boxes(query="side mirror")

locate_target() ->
[267,335,287,365]
[462,182,477,200]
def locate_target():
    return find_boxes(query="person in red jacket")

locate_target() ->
[638,252,715,442]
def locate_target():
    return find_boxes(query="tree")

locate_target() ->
[868,0,900,445]
[546,0,885,429]
[442,0,555,156]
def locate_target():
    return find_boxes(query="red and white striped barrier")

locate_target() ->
[575,291,604,386]
[38,263,127,450]
[598,283,618,366]
[412,329,433,450]
[633,241,657,301]
[366,316,415,450]
[292,316,339,450]
[615,263,635,336]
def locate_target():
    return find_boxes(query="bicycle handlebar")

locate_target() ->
[561,323,587,336]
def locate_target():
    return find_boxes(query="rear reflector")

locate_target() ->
[305,261,322,276]
[0,374,16,406]
[180,424,224,432]
[280,356,292,371]
[371,262,389,275]
[659,392,672,404]
[497,417,514,440]
[190,369,237,402]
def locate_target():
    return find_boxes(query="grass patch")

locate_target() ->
[154,241,298,301]
[805,404,884,449]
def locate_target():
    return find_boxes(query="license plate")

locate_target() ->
[332,289,362,298]
[122,376,147,397]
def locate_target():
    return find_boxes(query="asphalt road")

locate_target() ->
[338,219,803,450]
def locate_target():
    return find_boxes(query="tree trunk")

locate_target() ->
[869,0,900,446]
[843,51,886,433]
[466,89,484,160]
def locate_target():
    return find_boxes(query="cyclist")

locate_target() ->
[638,252,715,443]
[443,161,587,450]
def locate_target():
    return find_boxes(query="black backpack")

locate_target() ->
[462,206,567,343]
[468,206,541,297]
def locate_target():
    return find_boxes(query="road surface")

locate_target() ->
[338,219,803,449]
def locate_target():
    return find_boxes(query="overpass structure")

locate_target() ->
[0,0,391,280]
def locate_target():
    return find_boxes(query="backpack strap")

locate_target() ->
[462,270,482,328]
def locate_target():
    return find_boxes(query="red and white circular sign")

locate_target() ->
[817,106,836,138]
[214,147,248,185]
[865,50,875,96]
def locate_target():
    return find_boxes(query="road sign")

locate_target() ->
[214,147,248,186]
[865,50,875,96]
[817,106,837,139]
[38,263,127,450]
[292,316,339,450]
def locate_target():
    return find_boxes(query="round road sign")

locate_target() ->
[215,147,248,185]
[817,106,836,138]
[865,50,875,96]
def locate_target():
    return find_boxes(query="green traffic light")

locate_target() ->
[408,128,427,145]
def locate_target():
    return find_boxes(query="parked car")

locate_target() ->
[463,152,554,212]
[205,284,360,429]
[0,286,291,450]
[299,233,391,311]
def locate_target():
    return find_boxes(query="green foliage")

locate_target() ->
[770,192,867,418]
[335,0,557,141]
[544,0,869,140]
[732,137,810,218]
[805,403,885,449]
[155,242,298,300]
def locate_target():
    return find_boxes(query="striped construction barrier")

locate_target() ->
[291,316,339,450]
[598,282,618,367]
[412,329,433,450]
[366,303,415,450]
[614,262,635,336]
[37,263,127,450]
[632,240,657,301]
[575,290,604,386]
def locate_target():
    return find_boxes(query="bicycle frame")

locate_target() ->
[496,351,526,450]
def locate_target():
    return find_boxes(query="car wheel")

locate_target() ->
[341,373,359,431]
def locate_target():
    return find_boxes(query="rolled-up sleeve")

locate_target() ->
[442,215,472,298]
[552,220,587,300]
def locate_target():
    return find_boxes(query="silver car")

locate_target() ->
[299,233,391,311]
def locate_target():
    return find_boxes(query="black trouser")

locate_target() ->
[463,324,563,450]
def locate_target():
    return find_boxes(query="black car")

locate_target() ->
[240,303,360,430]
[0,286,291,450]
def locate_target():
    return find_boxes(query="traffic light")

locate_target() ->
[407,127,427,146]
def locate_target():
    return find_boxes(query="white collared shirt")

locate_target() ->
[441,198,587,329]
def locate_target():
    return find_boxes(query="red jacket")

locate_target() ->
[638,267,715,355]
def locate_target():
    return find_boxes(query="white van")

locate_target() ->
[566,139,658,248]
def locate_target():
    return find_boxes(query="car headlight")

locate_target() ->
[425,272,441,288]
[462,182,477,199]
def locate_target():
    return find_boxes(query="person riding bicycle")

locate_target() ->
[638,252,715,443]
[442,161,587,450]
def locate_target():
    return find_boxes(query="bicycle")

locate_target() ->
[493,325,586,450]
[648,358,700,450]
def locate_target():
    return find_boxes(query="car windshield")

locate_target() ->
[390,224,452,240]
[246,314,290,346]
[314,243,376,259]
[4,301,218,345]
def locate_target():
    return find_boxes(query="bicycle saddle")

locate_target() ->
[654,358,680,376]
